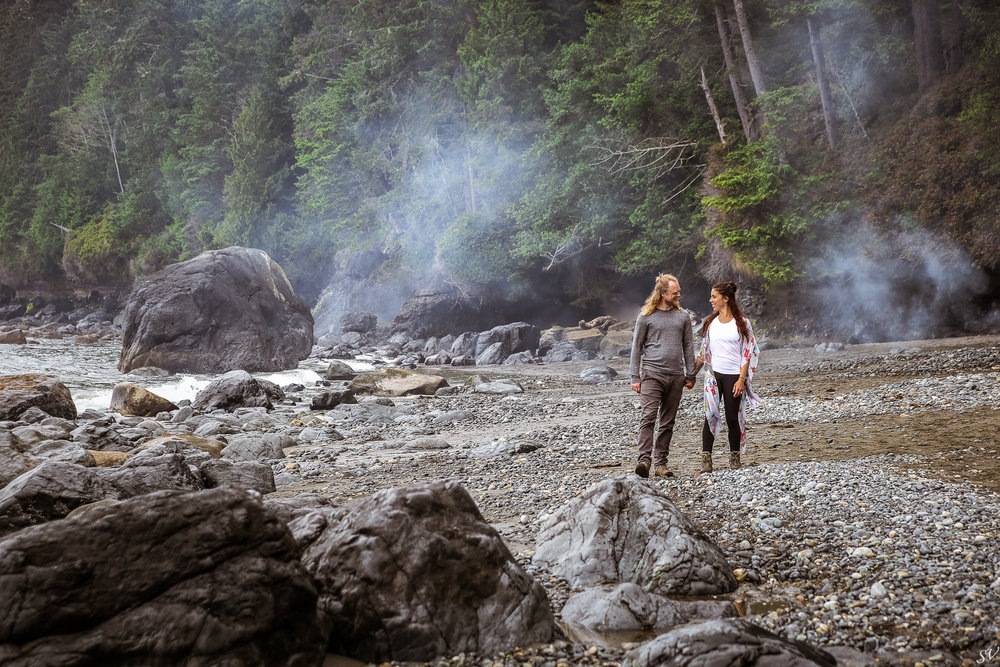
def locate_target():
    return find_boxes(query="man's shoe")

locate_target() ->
[701,452,713,474]
[634,460,650,478]
[729,451,741,469]
[653,465,674,478]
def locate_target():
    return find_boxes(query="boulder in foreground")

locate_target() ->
[0,487,325,666]
[533,477,737,595]
[299,479,554,662]
[117,247,313,374]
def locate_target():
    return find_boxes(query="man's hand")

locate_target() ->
[631,382,641,393]
[684,379,695,389]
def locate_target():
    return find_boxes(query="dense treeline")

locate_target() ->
[1,0,998,310]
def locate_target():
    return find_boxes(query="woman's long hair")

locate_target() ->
[640,274,679,316]
[702,281,751,342]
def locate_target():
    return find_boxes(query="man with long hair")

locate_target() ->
[629,274,697,478]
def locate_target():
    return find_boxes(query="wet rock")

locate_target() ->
[104,445,206,497]
[0,487,326,666]
[311,388,357,410]
[533,477,737,595]
[0,330,27,344]
[476,322,540,359]
[199,459,275,494]
[622,618,836,666]
[0,431,31,488]
[323,360,357,381]
[0,461,120,537]
[301,479,554,662]
[192,370,285,412]
[109,382,178,417]
[0,374,77,421]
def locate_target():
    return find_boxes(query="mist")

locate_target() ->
[805,219,997,342]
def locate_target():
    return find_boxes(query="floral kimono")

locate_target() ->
[699,318,762,454]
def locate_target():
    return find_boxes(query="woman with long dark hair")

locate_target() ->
[695,281,761,472]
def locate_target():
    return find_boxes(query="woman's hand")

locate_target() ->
[733,377,746,397]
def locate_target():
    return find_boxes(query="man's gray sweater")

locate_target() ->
[629,307,696,383]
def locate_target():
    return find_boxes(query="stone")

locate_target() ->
[564,327,604,354]
[103,446,206,497]
[138,433,225,458]
[221,433,288,462]
[199,459,276,494]
[323,360,357,381]
[340,311,377,334]
[561,583,737,642]
[621,618,836,666]
[0,374,77,422]
[117,247,313,374]
[348,369,448,397]
[533,477,737,595]
[301,480,554,662]
[0,431,31,489]
[0,330,27,344]
[475,322,540,358]
[192,370,285,412]
[580,365,618,384]
[310,388,357,410]
[109,382,178,417]
[0,487,326,665]
[0,461,120,537]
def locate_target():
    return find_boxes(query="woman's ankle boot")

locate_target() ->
[701,452,713,473]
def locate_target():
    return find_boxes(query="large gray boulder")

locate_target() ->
[622,618,836,666]
[475,322,539,358]
[117,247,313,374]
[192,370,285,412]
[533,477,737,596]
[300,479,554,662]
[0,487,326,666]
[0,374,77,421]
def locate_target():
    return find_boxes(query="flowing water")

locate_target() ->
[0,338,359,412]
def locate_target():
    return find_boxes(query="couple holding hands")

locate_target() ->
[630,274,761,478]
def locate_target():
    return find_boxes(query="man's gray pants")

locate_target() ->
[637,371,685,466]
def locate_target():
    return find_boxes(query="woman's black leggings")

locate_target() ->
[702,372,743,452]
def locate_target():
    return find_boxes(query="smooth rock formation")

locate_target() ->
[560,583,738,642]
[348,369,448,397]
[117,247,313,373]
[622,618,836,666]
[109,382,178,417]
[533,477,738,595]
[0,487,326,666]
[0,374,77,421]
[0,461,120,537]
[300,480,554,662]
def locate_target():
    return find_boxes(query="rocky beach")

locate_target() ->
[283,334,1000,666]
[3,309,1000,665]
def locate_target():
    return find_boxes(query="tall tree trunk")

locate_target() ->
[714,2,757,142]
[807,17,839,149]
[701,66,727,145]
[944,0,966,74]
[465,136,477,214]
[732,0,766,98]
[913,0,945,89]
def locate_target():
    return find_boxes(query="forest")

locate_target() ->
[1,0,998,326]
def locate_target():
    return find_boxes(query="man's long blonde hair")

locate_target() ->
[640,274,679,316]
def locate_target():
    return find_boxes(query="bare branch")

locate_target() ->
[587,136,699,180]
